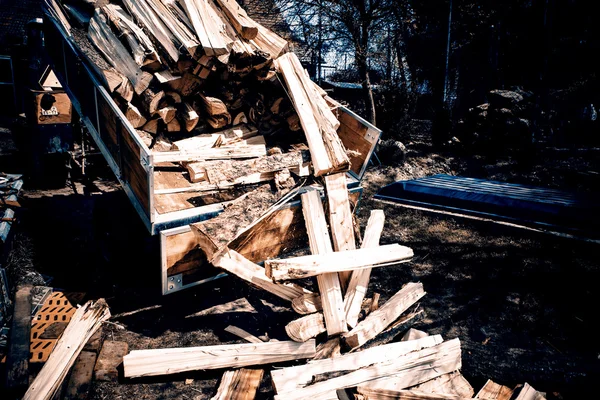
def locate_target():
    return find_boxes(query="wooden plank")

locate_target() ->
[324,173,356,290]
[224,325,264,343]
[344,209,385,327]
[120,123,151,216]
[265,243,414,282]
[211,368,264,400]
[94,341,129,382]
[123,339,316,378]
[212,249,310,302]
[271,335,443,395]
[336,110,380,178]
[408,372,474,398]
[300,190,346,335]
[274,54,333,176]
[514,383,546,400]
[214,0,258,39]
[285,313,326,342]
[23,299,111,400]
[342,283,426,350]
[475,379,514,400]
[63,351,98,400]
[401,328,429,342]
[181,0,230,56]
[251,23,288,58]
[5,285,33,394]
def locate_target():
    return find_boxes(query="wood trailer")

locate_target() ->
[42,11,381,295]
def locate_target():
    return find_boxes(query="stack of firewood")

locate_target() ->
[47,0,351,193]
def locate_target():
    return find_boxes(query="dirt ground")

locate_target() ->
[1,126,599,399]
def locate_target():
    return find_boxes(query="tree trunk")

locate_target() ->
[357,24,376,125]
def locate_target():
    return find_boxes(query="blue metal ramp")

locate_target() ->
[374,174,600,240]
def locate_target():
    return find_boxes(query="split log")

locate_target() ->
[264,243,414,281]
[211,368,264,400]
[342,282,426,350]
[122,0,180,62]
[251,23,288,58]
[199,94,230,116]
[186,150,304,185]
[103,4,161,67]
[88,10,153,94]
[5,285,33,395]
[300,189,346,336]
[166,117,181,132]
[123,339,316,378]
[114,76,134,102]
[125,103,146,128]
[181,102,199,132]
[23,299,110,400]
[214,0,258,39]
[275,53,348,176]
[212,250,311,302]
[153,135,267,163]
[103,4,149,67]
[167,72,203,96]
[181,0,230,57]
[141,85,165,115]
[142,118,160,135]
[313,337,341,360]
[345,209,385,327]
[271,335,444,396]
[155,106,177,124]
[324,173,356,289]
[407,372,475,398]
[475,379,514,400]
[285,313,326,343]
[190,184,286,261]
[514,383,546,400]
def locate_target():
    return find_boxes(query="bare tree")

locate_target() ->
[279,0,392,124]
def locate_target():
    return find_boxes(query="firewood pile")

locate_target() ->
[46,0,351,198]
